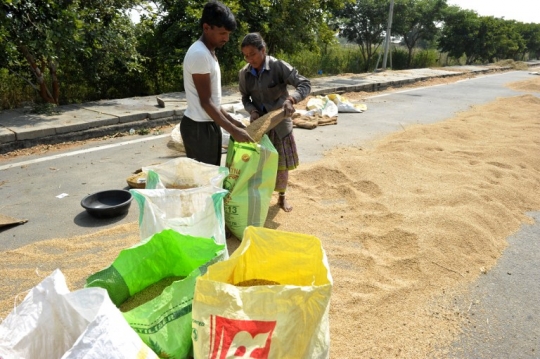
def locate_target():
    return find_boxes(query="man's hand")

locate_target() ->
[231,118,247,129]
[230,127,254,143]
[283,100,295,117]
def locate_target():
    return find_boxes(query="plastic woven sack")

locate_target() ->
[327,93,367,113]
[223,135,278,240]
[192,226,333,359]
[306,95,339,117]
[86,229,224,359]
[143,157,228,189]
[0,269,158,359]
[130,185,229,257]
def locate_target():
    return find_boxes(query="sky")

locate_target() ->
[128,1,539,25]
[446,0,539,24]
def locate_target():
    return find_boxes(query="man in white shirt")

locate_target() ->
[181,0,253,166]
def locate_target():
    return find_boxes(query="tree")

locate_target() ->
[516,22,540,60]
[438,6,481,64]
[236,0,344,55]
[333,0,390,71]
[392,0,446,67]
[1,0,143,105]
[150,0,345,89]
[477,18,524,62]
[439,6,526,65]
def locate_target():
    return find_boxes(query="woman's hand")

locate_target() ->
[250,110,260,123]
[283,99,295,117]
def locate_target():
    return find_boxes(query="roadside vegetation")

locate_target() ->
[1,0,539,111]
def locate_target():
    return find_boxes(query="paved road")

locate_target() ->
[448,211,540,358]
[1,69,539,357]
[0,70,536,246]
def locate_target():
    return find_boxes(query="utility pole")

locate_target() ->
[382,0,395,70]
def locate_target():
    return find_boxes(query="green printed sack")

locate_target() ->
[224,134,278,240]
[86,229,224,359]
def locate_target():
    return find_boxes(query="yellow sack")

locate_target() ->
[192,226,333,359]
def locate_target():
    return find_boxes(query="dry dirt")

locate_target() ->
[1,74,539,358]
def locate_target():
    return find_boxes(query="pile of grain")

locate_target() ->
[507,76,540,93]
[235,279,280,286]
[1,77,539,358]
[119,276,185,312]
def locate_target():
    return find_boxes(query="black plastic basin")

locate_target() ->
[81,190,133,219]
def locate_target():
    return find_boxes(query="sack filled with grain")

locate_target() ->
[223,135,278,240]
[192,226,333,359]
[130,185,229,258]
[142,157,228,189]
[86,229,224,359]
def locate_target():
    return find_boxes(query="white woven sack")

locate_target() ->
[0,269,158,359]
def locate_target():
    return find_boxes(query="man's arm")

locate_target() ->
[192,73,253,142]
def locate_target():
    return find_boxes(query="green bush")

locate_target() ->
[390,48,409,70]
[412,49,438,68]
[1,44,517,110]
[0,68,37,109]
[280,45,366,77]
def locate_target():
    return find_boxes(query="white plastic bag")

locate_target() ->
[327,93,367,113]
[192,226,333,358]
[130,186,229,258]
[167,123,185,152]
[222,129,231,148]
[0,269,157,359]
[306,95,339,117]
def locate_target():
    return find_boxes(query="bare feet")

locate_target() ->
[278,194,293,212]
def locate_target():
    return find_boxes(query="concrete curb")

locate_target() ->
[1,62,539,154]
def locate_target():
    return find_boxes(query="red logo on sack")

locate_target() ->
[209,315,276,359]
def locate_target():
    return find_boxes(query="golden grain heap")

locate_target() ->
[119,276,185,312]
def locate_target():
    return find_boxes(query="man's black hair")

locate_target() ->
[200,1,237,31]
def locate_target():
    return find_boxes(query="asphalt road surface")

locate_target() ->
[1,70,539,357]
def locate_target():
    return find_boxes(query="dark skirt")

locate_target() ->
[267,129,299,192]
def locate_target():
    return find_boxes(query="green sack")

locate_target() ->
[86,229,224,359]
[223,134,278,240]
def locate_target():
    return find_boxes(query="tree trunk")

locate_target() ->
[18,45,58,105]
[47,60,60,104]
